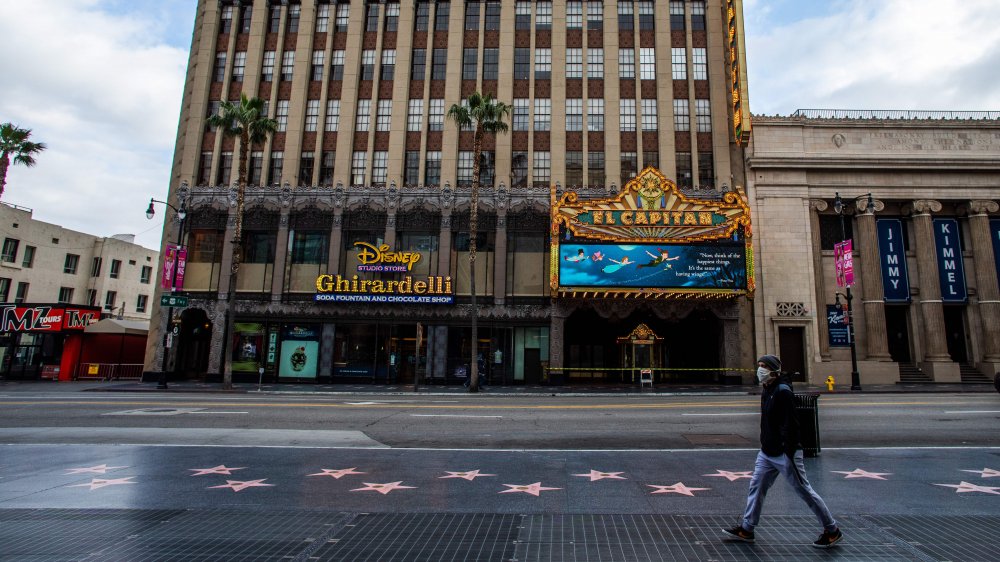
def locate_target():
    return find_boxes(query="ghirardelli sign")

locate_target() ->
[0,305,100,333]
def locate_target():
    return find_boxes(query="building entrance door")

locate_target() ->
[943,306,969,363]
[885,306,911,363]
[618,324,663,383]
[778,326,806,381]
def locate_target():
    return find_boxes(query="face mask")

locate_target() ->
[756,367,772,384]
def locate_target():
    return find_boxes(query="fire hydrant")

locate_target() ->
[826,376,835,392]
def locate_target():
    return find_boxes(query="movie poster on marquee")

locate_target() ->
[558,243,747,290]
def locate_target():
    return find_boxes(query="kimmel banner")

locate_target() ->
[0,305,100,333]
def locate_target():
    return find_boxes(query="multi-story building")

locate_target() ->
[0,202,159,379]
[145,0,754,385]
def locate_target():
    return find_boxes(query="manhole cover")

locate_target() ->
[683,433,753,446]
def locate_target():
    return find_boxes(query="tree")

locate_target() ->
[447,93,511,392]
[207,93,278,389]
[0,123,46,201]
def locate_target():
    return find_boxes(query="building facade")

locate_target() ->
[749,111,1000,386]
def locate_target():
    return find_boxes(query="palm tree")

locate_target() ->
[447,93,511,392]
[0,123,46,201]
[207,93,278,389]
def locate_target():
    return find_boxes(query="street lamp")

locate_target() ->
[832,192,874,392]
[146,197,187,389]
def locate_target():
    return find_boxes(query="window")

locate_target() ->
[565,151,583,186]
[640,48,656,79]
[86,289,97,307]
[295,100,315,132]
[691,1,706,31]
[351,151,367,185]
[458,151,474,186]
[432,48,447,80]
[644,151,659,170]
[300,151,315,184]
[281,50,295,81]
[698,152,715,187]
[276,100,289,131]
[533,151,551,187]
[536,2,552,29]
[311,50,324,81]
[21,245,35,268]
[268,151,283,185]
[511,152,528,187]
[621,152,637,184]
[356,99,371,131]
[15,282,29,304]
[58,287,74,304]
[411,48,426,79]
[140,264,152,283]
[110,259,121,279]
[320,152,335,185]
[692,48,707,80]
[618,1,633,30]
[198,152,212,183]
[482,48,498,80]
[366,3,379,31]
[218,152,233,185]
[676,151,692,187]
[619,99,636,132]
[239,4,252,32]
[361,49,376,80]
[515,2,531,30]
[639,1,655,30]
[465,1,479,30]
[407,99,424,131]
[567,2,582,28]
[485,2,500,30]
[587,48,603,79]
[64,253,80,274]
[587,98,604,131]
[325,99,340,131]
[316,4,330,32]
[385,3,399,31]
[381,49,396,81]
[642,98,658,131]
[434,2,449,30]
[136,294,148,313]
[673,99,690,131]
[415,2,429,31]
[291,232,329,265]
[335,4,350,32]
[268,5,281,32]
[262,51,275,81]
[91,256,103,277]
[0,278,9,302]
[372,151,388,184]
[566,99,583,131]
[535,49,551,79]
[463,48,478,80]
[213,52,226,82]
[587,1,603,30]
[514,48,530,80]
[428,99,444,131]
[567,49,583,79]
[232,51,246,81]
[619,48,635,78]
[405,151,420,185]
[287,4,300,33]
[671,48,687,80]
[250,151,264,184]
[376,100,392,131]
[670,1,685,30]
[330,50,345,80]
[589,152,605,187]
[512,99,529,131]
[458,99,475,131]
[424,151,442,185]
[220,5,233,33]
[534,99,550,131]
[695,99,712,132]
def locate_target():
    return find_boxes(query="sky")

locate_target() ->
[2,0,1000,251]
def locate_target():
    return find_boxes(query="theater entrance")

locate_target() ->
[617,323,663,383]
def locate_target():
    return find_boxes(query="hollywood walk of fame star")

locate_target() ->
[208,479,275,492]
[440,470,496,481]
[961,468,1000,478]
[189,465,246,476]
[703,470,752,482]
[933,481,1000,495]
[350,481,416,495]
[68,477,137,490]
[831,468,892,480]
[308,468,366,479]
[572,470,626,481]
[65,464,128,475]
[647,483,710,496]
[499,482,562,496]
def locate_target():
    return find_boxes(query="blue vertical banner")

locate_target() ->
[991,219,1000,291]
[877,219,910,302]
[933,218,967,302]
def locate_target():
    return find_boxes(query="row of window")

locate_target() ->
[1,239,152,282]
[0,278,149,312]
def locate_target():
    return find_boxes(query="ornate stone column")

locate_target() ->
[967,200,1000,363]
[910,200,952,363]
[383,181,399,249]
[548,304,567,382]
[437,183,454,276]
[855,198,892,360]
[492,182,509,306]
[809,200,831,359]
[270,185,292,301]
[207,304,226,376]
[217,183,239,300]
[327,182,345,269]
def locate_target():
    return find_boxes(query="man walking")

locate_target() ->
[722,355,844,549]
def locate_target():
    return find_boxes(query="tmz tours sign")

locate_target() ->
[0,305,100,333]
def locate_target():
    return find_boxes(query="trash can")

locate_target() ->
[794,392,821,457]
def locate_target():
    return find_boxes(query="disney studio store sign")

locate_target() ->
[314,242,455,304]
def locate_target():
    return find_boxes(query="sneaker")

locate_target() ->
[813,528,843,549]
[721,526,755,543]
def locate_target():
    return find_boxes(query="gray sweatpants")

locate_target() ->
[741,450,838,533]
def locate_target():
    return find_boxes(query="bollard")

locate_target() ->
[826,376,835,392]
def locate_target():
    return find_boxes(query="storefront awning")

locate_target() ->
[83,318,149,336]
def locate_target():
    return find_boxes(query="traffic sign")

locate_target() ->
[160,294,189,308]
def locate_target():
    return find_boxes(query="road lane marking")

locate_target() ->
[943,411,1000,414]
[187,411,249,415]
[411,414,503,418]
[681,413,757,417]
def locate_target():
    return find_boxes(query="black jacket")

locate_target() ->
[759,375,801,457]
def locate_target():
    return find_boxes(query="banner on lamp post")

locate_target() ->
[834,240,854,288]
[174,247,187,290]
[161,244,177,289]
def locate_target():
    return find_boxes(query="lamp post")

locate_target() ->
[146,197,187,389]
[833,192,874,392]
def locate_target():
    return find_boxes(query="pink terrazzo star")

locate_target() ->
[933,481,1000,495]
[189,465,246,476]
[499,482,562,496]
[350,481,416,495]
[65,464,128,475]
[831,468,892,480]
[703,470,752,482]
[68,477,136,490]
[440,470,496,481]
[308,468,367,479]
[572,470,626,481]
[648,483,710,496]
[208,479,274,492]
[961,468,1000,478]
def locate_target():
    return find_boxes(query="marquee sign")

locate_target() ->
[315,243,454,304]
[551,167,754,298]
